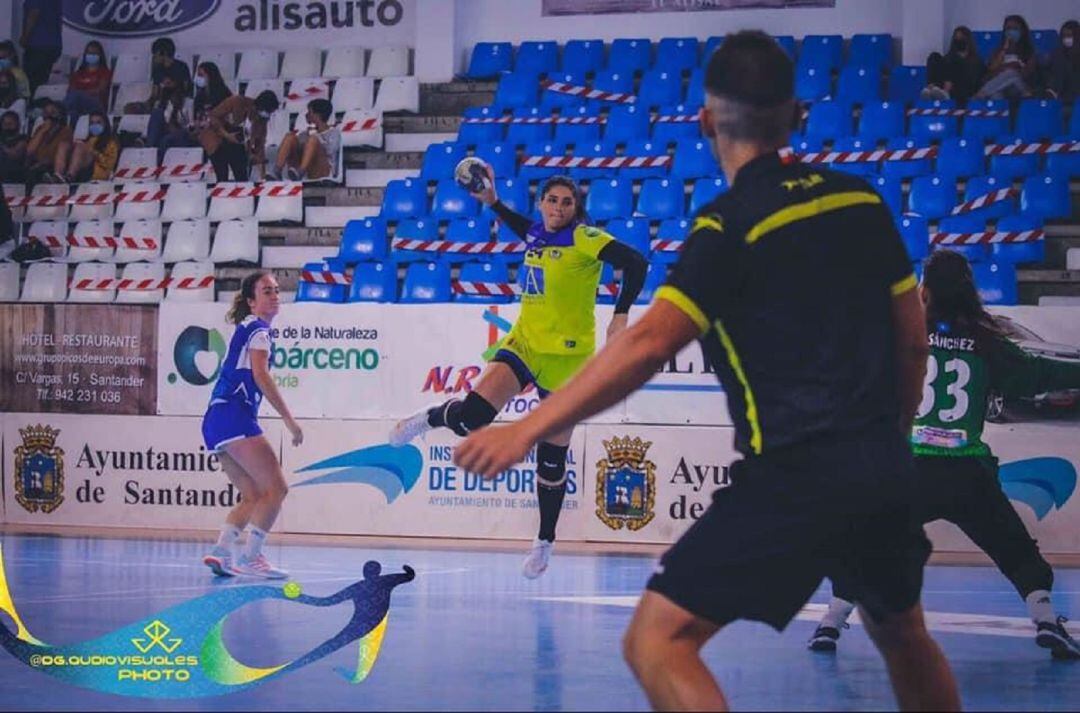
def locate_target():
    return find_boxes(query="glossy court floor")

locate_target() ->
[0,533,1077,711]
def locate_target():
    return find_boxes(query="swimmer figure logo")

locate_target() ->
[596,436,656,531]
[14,425,65,514]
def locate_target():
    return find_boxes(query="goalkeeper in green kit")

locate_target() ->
[810,250,1080,660]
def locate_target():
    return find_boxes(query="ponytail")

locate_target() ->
[226,270,269,324]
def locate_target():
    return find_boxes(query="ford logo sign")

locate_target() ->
[62,0,221,38]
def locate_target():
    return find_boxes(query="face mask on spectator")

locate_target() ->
[1006,28,1021,43]
[85,53,101,66]
[258,110,271,119]
[89,123,105,136]
[1065,36,1075,49]
[195,75,208,89]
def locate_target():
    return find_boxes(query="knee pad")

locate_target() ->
[445,391,497,437]
[537,442,569,488]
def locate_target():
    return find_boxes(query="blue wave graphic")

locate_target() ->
[999,457,1077,521]
[294,444,423,504]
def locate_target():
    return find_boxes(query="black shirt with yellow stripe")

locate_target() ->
[657,151,916,457]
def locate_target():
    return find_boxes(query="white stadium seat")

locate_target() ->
[114,182,163,221]
[0,262,20,301]
[3,183,27,222]
[374,76,419,113]
[285,77,331,114]
[333,77,375,111]
[113,219,163,263]
[237,48,279,81]
[211,218,260,264]
[112,82,152,113]
[242,79,285,102]
[262,110,293,166]
[68,181,115,222]
[194,49,237,80]
[31,83,66,104]
[26,220,69,260]
[367,46,410,78]
[72,114,90,141]
[67,220,116,263]
[208,182,256,221]
[256,181,304,222]
[339,110,383,149]
[167,260,216,302]
[47,55,74,85]
[161,182,208,221]
[162,219,211,263]
[116,114,152,141]
[26,183,70,222]
[281,49,322,80]
[20,262,68,302]
[114,262,165,304]
[111,53,150,83]
[68,262,117,303]
[160,147,207,184]
[323,46,366,79]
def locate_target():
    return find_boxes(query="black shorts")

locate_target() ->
[647,423,931,631]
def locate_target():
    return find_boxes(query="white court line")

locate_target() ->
[536,596,1039,639]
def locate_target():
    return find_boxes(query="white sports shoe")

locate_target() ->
[202,546,235,577]
[389,406,436,447]
[522,538,554,580]
[232,553,289,579]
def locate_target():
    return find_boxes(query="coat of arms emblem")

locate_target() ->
[14,425,65,514]
[595,435,656,531]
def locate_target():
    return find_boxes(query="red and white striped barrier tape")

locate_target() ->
[906,108,1009,117]
[596,282,619,298]
[115,188,167,204]
[452,281,621,297]
[650,239,685,252]
[392,239,527,254]
[460,113,698,126]
[341,117,380,133]
[797,147,939,164]
[949,188,1018,216]
[285,84,329,102]
[5,194,67,208]
[113,164,207,179]
[38,235,158,250]
[72,275,214,291]
[67,192,117,207]
[209,183,303,199]
[653,114,699,123]
[984,141,1080,156]
[541,79,636,104]
[521,155,671,169]
[300,270,351,285]
[931,229,1044,246]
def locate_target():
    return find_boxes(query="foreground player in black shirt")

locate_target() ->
[455,32,961,711]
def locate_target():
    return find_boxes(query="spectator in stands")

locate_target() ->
[0,183,12,248]
[64,40,113,122]
[0,110,29,183]
[206,89,279,181]
[146,74,194,159]
[20,0,63,94]
[269,98,340,182]
[922,26,985,103]
[23,99,71,186]
[1046,20,1080,101]
[125,38,192,114]
[50,110,119,183]
[0,41,31,100]
[976,14,1038,99]
[194,62,233,119]
[0,71,28,122]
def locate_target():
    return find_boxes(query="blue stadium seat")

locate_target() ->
[562,39,605,76]
[494,72,539,108]
[800,35,844,71]
[1046,137,1080,179]
[657,37,699,74]
[482,178,529,223]
[569,139,620,181]
[880,137,933,180]
[858,101,905,142]
[909,100,958,141]
[790,133,825,154]
[830,137,879,176]
[973,31,1003,60]
[972,261,1017,305]
[964,175,1016,220]
[608,38,652,75]
[605,104,650,144]
[464,42,513,80]
[638,69,682,109]
[805,101,853,140]
[506,106,552,146]
[961,103,1010,142]
[619,138,669,180]
[937,138,985,180]
[887,65,926,104]
[401,261,452,303]
[702,36,725,64]
[897,213,929,261]
[515,41,559,76]
[992,214,1045,264]
[591,69,635,105]
[637,177,685,220]
[1031,29,1059,58]
[654,218,690,263]
[774,35,797,59]
[432,180,480,220]
[539,71,586,112]
[1021,173,1070,220]
[990,143,1039,182]
[554,103,602,145]
[392,217,439,262]
[909,175,956,220]
[458,105,506,146]
[605,218,651,257]
[637,262,670,304]
[1070,100,1080,134]
[585,178,633,220]
[652,103,701,144]
[849,33,892,69]
[596,263,617,306]
[1016,99,1063,141]
[474,141,517,178]
[456,261,512,304]
[381,178,428,219]
[349,261,397,303]
[519,140,568,180]
[337,217,388,264]
[672,137,719,179]
[685,68,704,107]
[795,65,832,102]
[446,216,494,244]
[689,177,728,216]
[836,65,881,104]
[936,215,991,263]
[869,175,902,217]
[420,142,467,182]
[296,262,347,303]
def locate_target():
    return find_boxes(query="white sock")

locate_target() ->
[820,597,856,630]
[244,527,268,559]
[215,524,241,550]
[1026,590,1055,624]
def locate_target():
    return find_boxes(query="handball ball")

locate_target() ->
[455,157,490,193]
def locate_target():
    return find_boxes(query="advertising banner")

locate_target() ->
[0,304,157,416]
[1,413,278,530]
[280,418,587,540]
[59,1,415,52]
[542,0,835,16]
